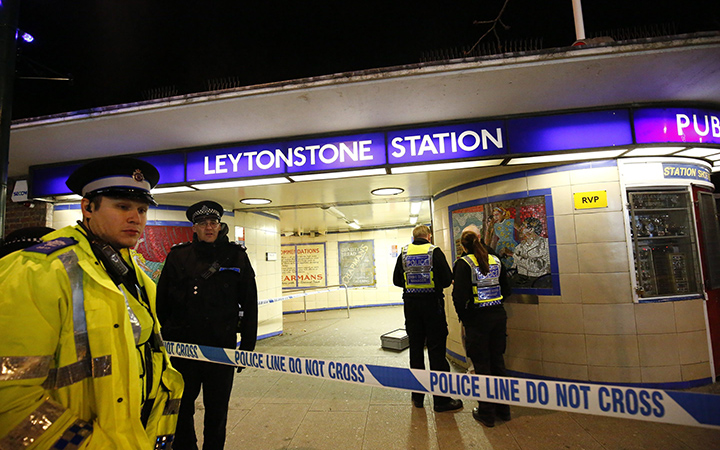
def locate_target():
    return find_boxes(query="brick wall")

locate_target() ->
[3,178,52,237]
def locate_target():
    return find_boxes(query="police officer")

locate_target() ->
[453,229,511,428]
[393,225,463,412]
[0,156,183,449]
[157,200,258,450]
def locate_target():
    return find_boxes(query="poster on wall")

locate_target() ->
[281,246,298,288]
[281,243,327,289]
[338,240,376,287]
[134,225,194,282]
[451,194,553,298]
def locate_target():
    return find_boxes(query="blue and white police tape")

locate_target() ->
[164,340,720,429]
[257,287,340,306]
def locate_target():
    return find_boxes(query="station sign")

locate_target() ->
[29,106,720,197]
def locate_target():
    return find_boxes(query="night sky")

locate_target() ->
[11,0,720,120]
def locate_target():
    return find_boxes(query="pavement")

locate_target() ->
[187,305,720,450]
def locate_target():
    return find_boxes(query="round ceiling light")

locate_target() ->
[371,187,404,196]
[240,198,271,205]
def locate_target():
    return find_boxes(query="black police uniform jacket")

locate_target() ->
[157,233,258,351]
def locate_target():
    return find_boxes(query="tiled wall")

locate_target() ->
[231,212,283,339]
[280,227,412,313]
[51,204,284,341]
[433,161,713,385]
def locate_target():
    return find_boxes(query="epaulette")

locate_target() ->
[170,241,192,250]
[229,241,247,250]
[24,237,78,255]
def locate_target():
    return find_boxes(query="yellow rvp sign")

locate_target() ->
[574,190,608,209]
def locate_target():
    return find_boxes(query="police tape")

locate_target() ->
[164,340,720,429]
[257,287,345,306]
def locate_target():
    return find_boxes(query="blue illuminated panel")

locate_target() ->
[507,110,632,153]
[30,154,186,197]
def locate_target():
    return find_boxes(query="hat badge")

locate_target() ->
[133,169,145,182]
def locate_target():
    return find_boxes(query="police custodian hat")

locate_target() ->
[186,200,224,223]
[66,156,160,205]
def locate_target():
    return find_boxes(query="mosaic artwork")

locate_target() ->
[451,195,552,291]
[134,225,194,282]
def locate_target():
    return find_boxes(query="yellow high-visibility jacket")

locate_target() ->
[401,243,436,293]
[0,225,183,450]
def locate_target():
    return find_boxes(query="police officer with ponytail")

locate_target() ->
[393,225,463,412]
[453,229,511,428]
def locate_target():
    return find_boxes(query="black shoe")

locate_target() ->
[497,410,511,422]
[472,407,495,427]
[412,398,424,408]
[433,399,463,412]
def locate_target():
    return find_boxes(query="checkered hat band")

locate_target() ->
[192,205,221,221]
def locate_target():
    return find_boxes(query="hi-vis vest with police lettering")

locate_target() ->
[401,243,436,293]
[461,253,503,307]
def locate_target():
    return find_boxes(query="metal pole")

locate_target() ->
[343,284,350,318]
[571,0,586,41]
[0,0,20,238]
[302,289,307,321]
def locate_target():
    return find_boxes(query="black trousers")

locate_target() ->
[403,296,453,405]
[171,358,235,450]
[463,304,509,418]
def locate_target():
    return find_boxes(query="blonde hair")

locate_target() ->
[412,225,431,240]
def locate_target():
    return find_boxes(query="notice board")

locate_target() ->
[338,240,376,287]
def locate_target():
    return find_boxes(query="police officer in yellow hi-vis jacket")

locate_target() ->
[453,229,511,428]
[0,156,184,450]
[393,225,463,413]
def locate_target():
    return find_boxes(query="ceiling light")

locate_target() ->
[390,159,503,174]
[347,220,361,230]
[622,147,685,157]
[409,216,418,225]
[674,147,720,158]
[191,177,290,190]
[151,186,196,194]
[323,206,346,219]
[410,201,422,215]
[506,150,626,165]
[706,153,720,161]
[288,168,386,182]
[371,187,404,196]
[240,198,271,205]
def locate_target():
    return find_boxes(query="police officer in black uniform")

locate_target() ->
[393,225,463,412]
[157,200,258,450]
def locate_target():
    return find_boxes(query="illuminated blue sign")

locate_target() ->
[635,108,720,145]
[186,133,386,181]
[28,106,720,198]
[508,110,632,153]
[187,142,286,182]
[285,133,386,174]
[30,153,185,196]
[387,121,505,164]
